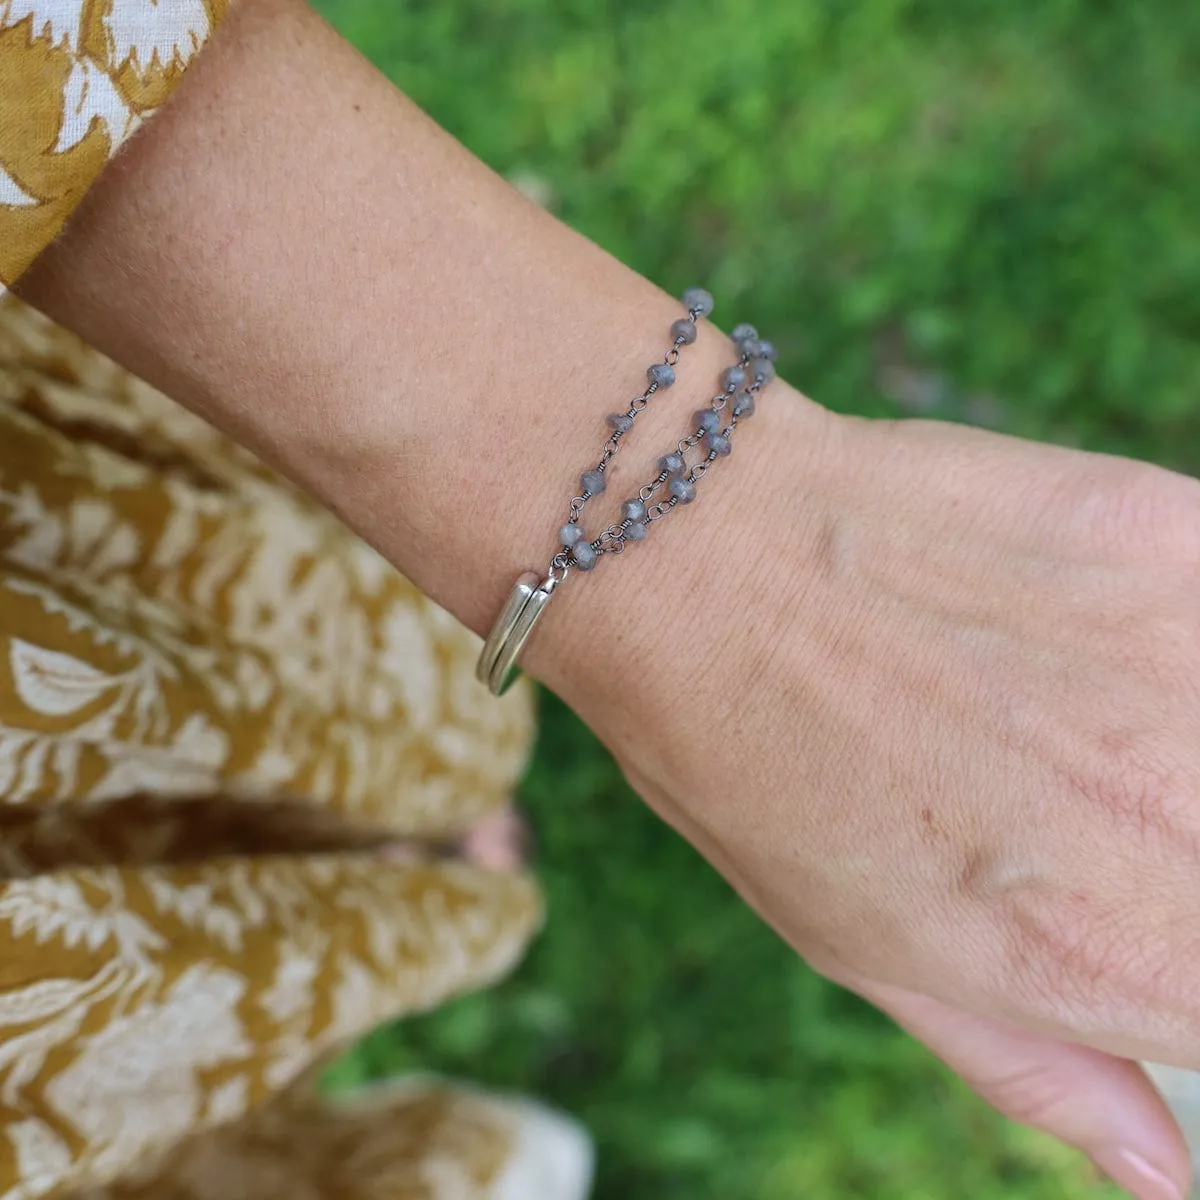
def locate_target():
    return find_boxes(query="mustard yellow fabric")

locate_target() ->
[0,0,233,288]
[78,1075,568,1199]
[0,5,550,1196]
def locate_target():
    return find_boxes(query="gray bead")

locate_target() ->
[559,522,585,547]
[669,476,696,504]
[606,412,634,434]
[580,469,606,496]
[624,519,648,541]
[732,392,756,418]
[721,365,746,391]
[706,432,732,456]
[731,323,758,343]
[658,453,686,476]
[572,541,598,570]
[756,339,778,361]
[695,408,722,435]
[750,357,776,384]
[647,362,676,389]
[670,318,698,345]
[682,287,714,317]
[738,336,763,358]
[621,498,647,523]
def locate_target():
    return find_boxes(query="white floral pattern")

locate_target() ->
[0,0,235,288]
[8,641,120,718]
[0,4,551,1193]
[0,0,81,49]
[75,1077,592,1200]
[0,275,541,1194]
[103,0,210,72]
[0,171,35,210]
[53,59,136,155]
[45,964,251,1181]
[3,1118,71,1200]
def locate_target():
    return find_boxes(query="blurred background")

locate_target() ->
[314,0,1200,1195]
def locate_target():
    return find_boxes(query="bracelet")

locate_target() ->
[476,287,778,696]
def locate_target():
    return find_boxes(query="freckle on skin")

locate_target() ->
[920,806,939,843]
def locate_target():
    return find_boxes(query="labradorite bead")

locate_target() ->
[670,318,698,344]
[621,498,647,523]
[658,453,686,476]
[706,432,732,456]
[732,392,756,418]
[695,408,722,435]
[559,522,584,546]
[581,469,606,496]
[731,323,758,343]
[682,287,714,317]
[750,357,776,383]
[647,362,676,389]
[756,339,778,361]
[573,541,598,570]
[624,519,648,541]
[669,476,696,504]
[606,412,634,434]
[721,365,746,391]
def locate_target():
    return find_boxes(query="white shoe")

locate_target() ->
[485,1096,594,1200]
[330,1074,594,1200]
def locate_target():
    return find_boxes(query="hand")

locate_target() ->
[556,406,1200,1198]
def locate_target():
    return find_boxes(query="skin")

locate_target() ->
[17,0,1200,1195]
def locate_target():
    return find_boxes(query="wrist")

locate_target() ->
[526,379,846,741]
[308,291,746,644]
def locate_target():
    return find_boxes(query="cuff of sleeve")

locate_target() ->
[0,0,234,290]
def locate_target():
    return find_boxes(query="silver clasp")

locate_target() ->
[475,569,560,696]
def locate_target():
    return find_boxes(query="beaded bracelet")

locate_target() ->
[476,287,778,695]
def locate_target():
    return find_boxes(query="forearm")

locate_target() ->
[17,0,834,717]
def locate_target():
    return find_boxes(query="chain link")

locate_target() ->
[639,471,669,503]
[543,303,776,576]
[545,553,571,586]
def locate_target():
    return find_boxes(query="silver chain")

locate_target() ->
[540,296,776,587]
[555,324,687,549]
[478,294,775,695]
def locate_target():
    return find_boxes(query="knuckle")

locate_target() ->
[1001,884,1157,1025]
[1058,739,1189,846]
[1001,883,1200,1051]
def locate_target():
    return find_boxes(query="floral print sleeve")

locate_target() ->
[0,0,229,290]
[0,7,573,1197]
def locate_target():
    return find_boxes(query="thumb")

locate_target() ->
[860,980,1191,1200]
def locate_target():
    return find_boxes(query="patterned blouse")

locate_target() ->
[0,4,556,1197]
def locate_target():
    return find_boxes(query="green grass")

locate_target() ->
[314,0,1198,1194]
